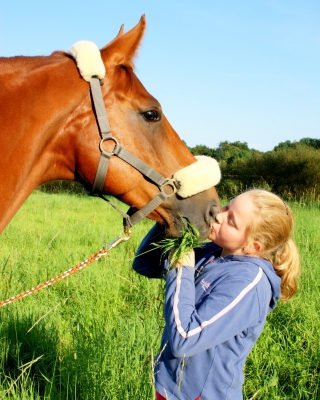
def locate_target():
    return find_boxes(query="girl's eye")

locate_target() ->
[228,219,234,227]
[142,110,161,122]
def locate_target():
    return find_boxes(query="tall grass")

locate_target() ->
[0,192,319,399]
[0,192,161,399]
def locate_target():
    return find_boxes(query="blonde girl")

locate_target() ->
[133,189,300,400]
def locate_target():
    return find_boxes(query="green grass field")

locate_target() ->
[0,191,319,399]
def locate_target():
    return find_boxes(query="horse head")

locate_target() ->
[0,15,220,239]
[67,15,220,238]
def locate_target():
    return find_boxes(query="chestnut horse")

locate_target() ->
[0,15,219,239]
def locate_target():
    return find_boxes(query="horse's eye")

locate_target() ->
[142,110,161,122]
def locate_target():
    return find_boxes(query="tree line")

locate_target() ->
[188,137,320,200]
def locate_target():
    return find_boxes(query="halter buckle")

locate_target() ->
[99,137,119,157]
[160,178,178,197]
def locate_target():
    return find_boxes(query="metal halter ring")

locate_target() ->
[160,178,178,197]
[99,137,119,157]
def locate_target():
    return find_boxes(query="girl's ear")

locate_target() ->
[244,240,263,255]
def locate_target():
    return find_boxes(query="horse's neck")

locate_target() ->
[0,55,78,174]
[0,54,88,231]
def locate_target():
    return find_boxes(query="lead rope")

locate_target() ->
[0,229,131,308]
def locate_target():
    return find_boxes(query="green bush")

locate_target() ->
[220,145,320,199]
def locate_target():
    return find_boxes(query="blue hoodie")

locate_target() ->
[132,224,281,400]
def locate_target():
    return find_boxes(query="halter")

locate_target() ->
[0,42,221,309]
[87,77,179,229]
[69,41,221,230]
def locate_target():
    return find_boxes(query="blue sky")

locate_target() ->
[1,1,319,151]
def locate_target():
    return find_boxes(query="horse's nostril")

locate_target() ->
[206,203,219,224]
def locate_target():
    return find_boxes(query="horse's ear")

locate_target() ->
[117,24,125,37]
[102,23,124,49]
[101,15,146,69]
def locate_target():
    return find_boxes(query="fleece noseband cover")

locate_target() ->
[174,156,221,198]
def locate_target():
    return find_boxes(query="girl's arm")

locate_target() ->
[132,223,167,278]
[164,264,267,357]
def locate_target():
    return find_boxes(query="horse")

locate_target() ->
[0,15,220,240]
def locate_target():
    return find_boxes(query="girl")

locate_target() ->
[132,189,300,400]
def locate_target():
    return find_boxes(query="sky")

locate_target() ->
[1,0,319,152]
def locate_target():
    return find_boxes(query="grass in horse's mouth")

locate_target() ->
[152,219,203,268]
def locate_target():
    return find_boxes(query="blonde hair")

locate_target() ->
[245,189,300,301]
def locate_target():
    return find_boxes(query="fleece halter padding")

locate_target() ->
[69,41,106,82]
[174,156,221,198]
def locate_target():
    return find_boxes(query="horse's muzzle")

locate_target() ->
[164,189,220,240]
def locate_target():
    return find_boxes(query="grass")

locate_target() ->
[0,191,319,399]
[0,192,160,399]
[151,219,203,268]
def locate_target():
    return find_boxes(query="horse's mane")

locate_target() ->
[0,52,71,78]
[51,50,73,59]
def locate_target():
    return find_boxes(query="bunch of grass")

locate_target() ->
[152,220,203,268]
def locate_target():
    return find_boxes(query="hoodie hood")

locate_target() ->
[225,254,281,310]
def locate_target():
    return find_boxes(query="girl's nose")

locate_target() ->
[215,213,222,224]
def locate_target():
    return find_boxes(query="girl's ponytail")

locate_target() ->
[246,189,300,301]
[273,238,300,301]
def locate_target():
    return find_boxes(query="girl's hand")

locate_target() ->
[169,249,195,268]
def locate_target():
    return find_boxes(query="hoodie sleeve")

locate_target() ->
[164,264,267,358]
[132,223,167,279]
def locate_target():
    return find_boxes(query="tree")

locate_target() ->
[299,137,320,149]
[274,137,320,151]
[189,144,215,158]
[214,141,257,164]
